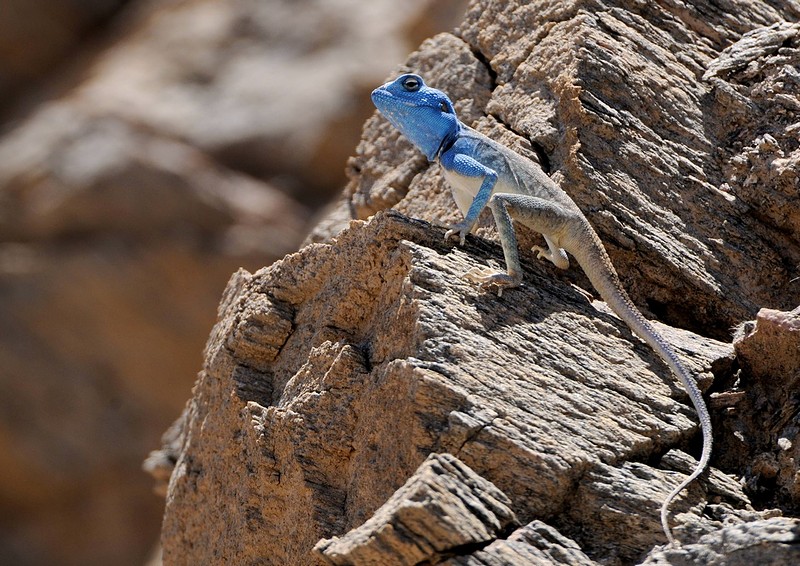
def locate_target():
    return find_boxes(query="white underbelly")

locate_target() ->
[441,168,480,215]
[440,166,518,216]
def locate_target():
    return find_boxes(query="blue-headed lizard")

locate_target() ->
[371,73,712,546]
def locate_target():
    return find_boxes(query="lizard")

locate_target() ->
[371,73,712,546]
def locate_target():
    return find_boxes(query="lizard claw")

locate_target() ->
[531,245,549,261]
[444,222,470,246]
[531,244,569,269]
[464,268,521,298]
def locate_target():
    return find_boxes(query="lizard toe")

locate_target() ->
[464,268,520,296]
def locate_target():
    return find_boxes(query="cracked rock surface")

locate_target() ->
[153,0,800,564]
[314,453,517,565]
[341,0,800,338]
[0,1,468,564]
[156,211,784,564]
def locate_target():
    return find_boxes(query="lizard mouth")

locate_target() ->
[371,88,395,103]
[371,87,417,108]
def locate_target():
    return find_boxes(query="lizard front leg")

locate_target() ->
[462,191,523,296]
[441,152,498,245]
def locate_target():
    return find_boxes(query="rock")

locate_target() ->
[444,521,596,565]
[565,451,767,563]
[314,454,599,566]
[0,110,307,248]
[0,1,468,565]
[705,22,800,252]
[703,21,800,79]
[713,307,800,513]
[158,211,737,563]
[75,0,470,202]
[143,410,188,499]
[0,107,306,566]
[343,0,800,338]
[153,0,800,564]
[314,453,517,565]
[641,516,800,565]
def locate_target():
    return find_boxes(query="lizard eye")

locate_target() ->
[402,76,420,91]
[439,101,449,112]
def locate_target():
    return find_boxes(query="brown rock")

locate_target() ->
[714,307,800,513]
[0,108,306,565]
[314,453,517,565]
[343,1,800,338]
[74,0,470,202]
[0,110,307,247]
[0,1,468,564]
[705,22,800,264]
[313,454,601,566]
[154,0,800,564]
[159,211,737,563]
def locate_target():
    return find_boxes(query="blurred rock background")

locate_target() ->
[0,1,468,564]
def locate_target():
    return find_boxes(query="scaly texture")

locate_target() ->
[155,0,800,563]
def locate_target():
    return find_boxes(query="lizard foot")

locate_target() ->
[464,268,521,297]
[531,245,549,261]
[531,245,569,269]
[444,221,473,246]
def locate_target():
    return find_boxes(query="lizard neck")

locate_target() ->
[434,124,460,161]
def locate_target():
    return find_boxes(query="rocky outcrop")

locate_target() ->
[642,516,800,565]
[155,211,797,564]
[313,453,800,566]
[723,307,800,512]
[345,6,800,339]
[314,453,600,566]
[153,0,800,564]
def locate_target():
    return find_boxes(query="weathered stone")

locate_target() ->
[444,521,596,565]
[642,516,800,565]
[74,0,469,201]
[153,0,800,564]
[705,22,800,264]
[343,0,800,338]
[713,307,800,515]
[314,453,516,565]
[158,211,736,563]
[0,1,468,564]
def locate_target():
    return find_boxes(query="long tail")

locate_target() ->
[570,226,712,545]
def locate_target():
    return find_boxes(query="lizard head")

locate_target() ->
[371,74,460,161]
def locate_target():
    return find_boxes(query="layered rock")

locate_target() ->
[154,0,800,563]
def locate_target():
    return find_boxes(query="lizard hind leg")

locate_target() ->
[485,192,579,281]
[463,193,578,296]
[461,191,526,296]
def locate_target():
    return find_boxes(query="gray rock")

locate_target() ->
[642,517,800,565]
[315,453,516,566]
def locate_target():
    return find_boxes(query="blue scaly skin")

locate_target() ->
[371,73,712,546]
